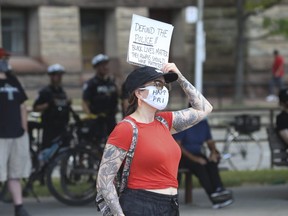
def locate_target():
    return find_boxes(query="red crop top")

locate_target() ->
[107,112,181,189]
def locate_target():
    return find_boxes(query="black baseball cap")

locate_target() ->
[124,66,178,95]
[278,88,288,103]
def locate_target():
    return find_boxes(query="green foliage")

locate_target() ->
[263,17,288,38]
[245,0,282,11]
[242,0,288,38]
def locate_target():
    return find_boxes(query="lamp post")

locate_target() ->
[194,0,205,93]
[185,0,205,93]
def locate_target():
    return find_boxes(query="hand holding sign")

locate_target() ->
[127,14,174,69]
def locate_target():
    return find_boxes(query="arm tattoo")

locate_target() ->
[96,144,127,215]
[172,74,213,133]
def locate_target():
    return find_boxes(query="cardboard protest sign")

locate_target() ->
[127,14,174,69]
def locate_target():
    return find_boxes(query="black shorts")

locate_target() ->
[119,189,179,216]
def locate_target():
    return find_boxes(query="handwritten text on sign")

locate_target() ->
[127,14,174,69]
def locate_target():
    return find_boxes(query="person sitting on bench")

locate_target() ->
[276,88,288,145]
[173,118,233,209]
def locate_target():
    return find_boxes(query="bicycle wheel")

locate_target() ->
[222,133,263,171]
[46,148,101,205]
[0,182,11,203]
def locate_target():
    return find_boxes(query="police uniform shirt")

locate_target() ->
[82,76,118,115]
[33,85,70,126]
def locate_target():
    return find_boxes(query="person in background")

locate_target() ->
[82,54,118,144]
[0,48,32,216]
[266,50,285,102]
[33,64,70,150]
[97,63,213,216]
[173,118,233,209]
[276,88,288,145]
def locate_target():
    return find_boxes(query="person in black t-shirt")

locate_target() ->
[33,64,71,149]
[82,54,118,144]
[0,48,32,216]
[276,88,288,145]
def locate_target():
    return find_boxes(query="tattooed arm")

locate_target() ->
[96,144,127,216]
[162,63,213,134]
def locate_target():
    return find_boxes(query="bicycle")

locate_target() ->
[0,182,9,203]
[0,108,103,206]
[44,109,104,206]
[220,114,263,171]
[0,130,69,204]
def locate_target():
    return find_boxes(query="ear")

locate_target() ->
[135,90,146,107]
[134,89,143,99]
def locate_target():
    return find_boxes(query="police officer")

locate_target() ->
[82,54,118,144]
[33,64,71,149]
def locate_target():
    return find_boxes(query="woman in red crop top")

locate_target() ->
[97,63,213,216]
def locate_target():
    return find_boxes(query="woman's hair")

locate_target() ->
[125,93,138,116]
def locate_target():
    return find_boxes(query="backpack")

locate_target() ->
[95,116,168,216]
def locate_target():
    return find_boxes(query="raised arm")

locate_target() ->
[96,144,127,216]
[162,63,213,134]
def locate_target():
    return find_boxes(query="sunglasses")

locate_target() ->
[139,80,171,91]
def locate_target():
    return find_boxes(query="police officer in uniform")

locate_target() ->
[33,64,70,149]
[82,54,118,144]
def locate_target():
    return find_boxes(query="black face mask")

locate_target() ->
[0,59,9,73]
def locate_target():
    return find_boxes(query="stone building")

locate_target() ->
[0,0,287,102]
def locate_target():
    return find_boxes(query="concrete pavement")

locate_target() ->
[1,184,287,216]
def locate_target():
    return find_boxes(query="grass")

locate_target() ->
[16,169,288,198]
[179,168,288,189]
[21,178,95,198]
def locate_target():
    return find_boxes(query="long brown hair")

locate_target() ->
[125,93,138,116]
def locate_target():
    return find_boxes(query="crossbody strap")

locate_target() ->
[118,119,138,193]
[155,115,169,129]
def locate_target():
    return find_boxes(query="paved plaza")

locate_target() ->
[1,184,287,216]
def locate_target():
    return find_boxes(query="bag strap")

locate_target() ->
[118,119,138,193]
[155,115,169,129]
[118,116,169,193]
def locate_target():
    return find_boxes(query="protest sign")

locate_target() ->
[127,14,174,69]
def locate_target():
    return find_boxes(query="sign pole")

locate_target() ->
[194,0,205,93]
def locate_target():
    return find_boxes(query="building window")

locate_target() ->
[149,9,174,57]
[80,9,105,71]
[149,9,173,24]
[1,8,27,55]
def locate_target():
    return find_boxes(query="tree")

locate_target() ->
[263,17,288,38]
[234,0,282,104]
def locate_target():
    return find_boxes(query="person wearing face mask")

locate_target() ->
[82,54,119,145]
[0,48,32,216]
[96,63,213,216]
[33,64,71,150]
